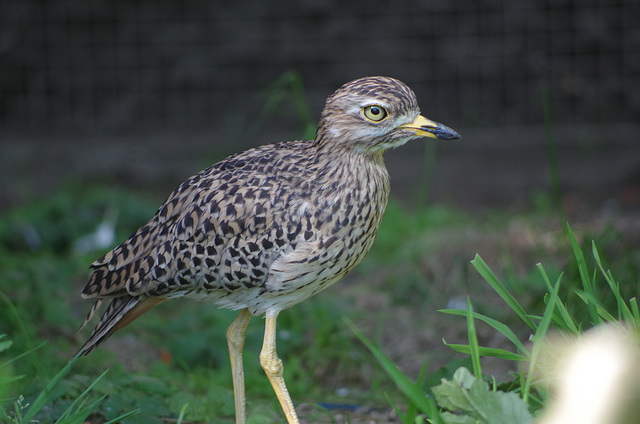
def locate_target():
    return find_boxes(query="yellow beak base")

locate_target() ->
[398,115,461,140]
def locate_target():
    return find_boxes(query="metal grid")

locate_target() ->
[1,0,638,134]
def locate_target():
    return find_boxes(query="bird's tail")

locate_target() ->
[77,296,165,356]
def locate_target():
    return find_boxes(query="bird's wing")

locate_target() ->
[76,141,319,354]
[80,141,314,301]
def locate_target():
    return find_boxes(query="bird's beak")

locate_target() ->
[397,115,461,140]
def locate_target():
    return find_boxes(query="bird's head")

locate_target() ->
[316,76,460,154]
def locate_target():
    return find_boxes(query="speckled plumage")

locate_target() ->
[78,76,460,424]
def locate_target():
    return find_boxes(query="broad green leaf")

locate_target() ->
[433,367,533,424]
[440,412,477,424]
[432,367,475,412]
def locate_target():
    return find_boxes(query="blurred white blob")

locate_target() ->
[74,208,118,254]
[537,325,640,424]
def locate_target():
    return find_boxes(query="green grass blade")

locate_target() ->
[57,369,110,422]
[0,374,25,386]
[102,409,141,424]
[0,344,46,372]
[57,395,106,424]
[594,304,618,322]
[630,298,640,324]
[592,241,634,322]
[383,391,407,423]
[345,318,443,424]
[20,357,78,423]
[541,84,565,218]
[574,291,617,322]
[537,266,579,333]
[439,309,528,354]
[0,291,44,376]
[523,271,561,403]
[442,341,524,361]
[566,224,601,326]
[466,298,482,380]
[471,255,536,329]
[175,403,189,424]
[17,356,139,424]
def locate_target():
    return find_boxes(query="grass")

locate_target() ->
[0,184,384,423]
[1,179,638,423]
[352,223,639,423]
[1,353,140,424]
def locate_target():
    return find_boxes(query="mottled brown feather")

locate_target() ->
[78,76,459,355]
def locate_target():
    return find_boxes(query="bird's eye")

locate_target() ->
[362,105,388,122]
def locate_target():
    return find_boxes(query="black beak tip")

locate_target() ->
[434,123,461,140]
[419,123,461,140]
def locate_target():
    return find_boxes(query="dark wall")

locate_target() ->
[2,0,638,135]
[1,1,639,210]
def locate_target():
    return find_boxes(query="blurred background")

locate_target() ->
[2,0,639,211]
[2,2,640,422]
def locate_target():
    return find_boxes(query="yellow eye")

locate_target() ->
[363,105,388,122]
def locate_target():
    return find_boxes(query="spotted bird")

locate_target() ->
[78,76,461,424]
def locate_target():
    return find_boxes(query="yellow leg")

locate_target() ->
[227,308,253,424]
[259,311,300,424]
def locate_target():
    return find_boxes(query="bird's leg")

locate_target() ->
[227,308,253,424]
[260,310,300,424]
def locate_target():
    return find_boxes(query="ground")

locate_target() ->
[2,124,640,423]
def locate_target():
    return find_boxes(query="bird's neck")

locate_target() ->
[313,144,390,204]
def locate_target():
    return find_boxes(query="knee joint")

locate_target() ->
[260,351,284,376]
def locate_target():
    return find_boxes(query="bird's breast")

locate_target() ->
[184,150,392,314]
[255,154,390,298]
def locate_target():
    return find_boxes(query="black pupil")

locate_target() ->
[370,107,380,115]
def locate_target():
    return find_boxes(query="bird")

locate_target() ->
[77,76,460,424]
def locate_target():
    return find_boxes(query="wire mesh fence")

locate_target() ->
[1,0,638,135]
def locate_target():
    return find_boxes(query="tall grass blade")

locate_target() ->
[56,369,109,423]
[383,392,407,424]
[537,266,579,333]
[471,255,536,329]
[523,270,561,403]
[439,309,528,354]
[57,395,107,424]
[102,409,141,424]
[345,318,443,424]
[442,342,524,361]
[19,357,78,423]
[630,298,640,325]
[16,355,139,424]
[566,224,601,325]
[466,298,482,379]
[175,403,189,424]
[574,291,617,322]
[540,84,565,219]
[0,341,46,371]
[251,71,316,140]
[594,304,618,323]
[592,241,634,322]
[0,291,44,376]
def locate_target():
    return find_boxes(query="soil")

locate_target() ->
[5,122,640,423]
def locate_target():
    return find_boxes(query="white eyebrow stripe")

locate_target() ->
[345,99,392,116]
[359,98,391,108]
